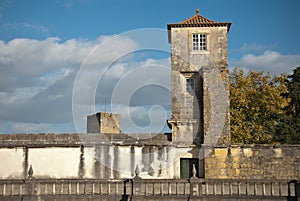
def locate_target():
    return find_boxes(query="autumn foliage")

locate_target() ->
[229,67,300,144]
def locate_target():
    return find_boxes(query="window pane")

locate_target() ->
[192,34,206,51]
[186,78,195,92]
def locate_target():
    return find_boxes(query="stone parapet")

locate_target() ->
[0,133,171,147]
[0,178,298,201]
[205,145,300,180]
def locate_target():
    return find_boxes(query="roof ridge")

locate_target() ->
[178,13,218,25]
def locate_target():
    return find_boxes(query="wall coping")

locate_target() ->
[0,133,172,147]
[0,133,299,148]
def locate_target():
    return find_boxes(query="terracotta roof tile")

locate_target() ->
[167,10,231,32]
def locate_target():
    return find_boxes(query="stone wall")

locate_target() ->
[0,134,300,181]
[205,145,300,180]
[87,112,121,134]
[168,26,230,147]
[0,133,194,180]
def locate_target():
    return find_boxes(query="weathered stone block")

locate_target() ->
[242,148,252,157]
[214,148,227,157]
[230,148,240,157]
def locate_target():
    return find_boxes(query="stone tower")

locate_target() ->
[87,112,121,134]
[167,9,231,146]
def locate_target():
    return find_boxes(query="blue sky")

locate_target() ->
[0,0,300,134]
[1,0,299,55]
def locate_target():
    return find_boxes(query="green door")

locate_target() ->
[180,158,199,179]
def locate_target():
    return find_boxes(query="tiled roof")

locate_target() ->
[167,9,231,32]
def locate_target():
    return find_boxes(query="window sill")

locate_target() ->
[190,51,210,55]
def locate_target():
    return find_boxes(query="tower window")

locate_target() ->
[186,78,195,92]
[192,34,206,51]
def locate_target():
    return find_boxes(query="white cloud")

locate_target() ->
[105,104,170,134]
[21,22,50,35]
[239,43,269,53]
[0,35,173,134]
[0,120,75,134]
[0,35,139,131]
[97,57,171,105]
[231,50,300,75]
[75,56,172,133]
[2,22,50,39]
[9,122,50,134]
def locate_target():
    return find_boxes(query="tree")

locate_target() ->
[285,67,300,117]
[230,67,289,144]
[274,67,300,144]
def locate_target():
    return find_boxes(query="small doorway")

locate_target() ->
[180,158,199,179]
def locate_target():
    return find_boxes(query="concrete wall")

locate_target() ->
[205,145,300,180]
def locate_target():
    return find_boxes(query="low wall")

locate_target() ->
[205,145,300,180]
[0,133,191,180]
[0,145,197,180]
[0,134,300,181]
[0,179,298,201]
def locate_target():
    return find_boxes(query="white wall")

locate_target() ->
[28,147,81,178]
[84,147,96,178]
[0,148,24,179]
[117,146,132,178]
[112,146,193,179]
[0,145,195,179]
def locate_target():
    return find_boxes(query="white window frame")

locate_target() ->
[192,33,207,51]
